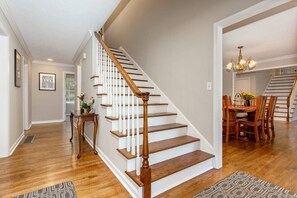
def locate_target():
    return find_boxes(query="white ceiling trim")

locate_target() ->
[0,0,33,61]
[72,30,93,63]
[32,60,74,68]
[257,54,297,64]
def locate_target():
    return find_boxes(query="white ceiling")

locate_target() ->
[6,0,120,64]
[223,6,297,65]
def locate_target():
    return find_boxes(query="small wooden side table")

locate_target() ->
[70,110,98,159]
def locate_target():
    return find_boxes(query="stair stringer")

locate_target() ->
[119,47,215,159]
[83,101,142,198]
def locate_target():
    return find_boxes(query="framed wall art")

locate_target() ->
[14,49,21,87]
[39,72,56,91]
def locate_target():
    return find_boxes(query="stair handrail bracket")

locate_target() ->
[94,32,151,197]
[287,76,297,123]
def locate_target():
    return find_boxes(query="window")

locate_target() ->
[65,74,75,103]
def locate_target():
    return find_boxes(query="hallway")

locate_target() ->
[0,122,130,197]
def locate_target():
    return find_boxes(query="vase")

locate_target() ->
[245,100,250,106]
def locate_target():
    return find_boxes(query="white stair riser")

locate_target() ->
[270,81,294,84]
[264,93,289,96]
[151,159,213,197]
[126,142,200,172]
[266,86,292,90]
[118,59,132,64]
[265,90,290,93]
[105,105,168,116]
[100,95,161,104]
[274,112,292,117]
[274,117,288,121]
[110,115,177,131]
[95,86,156,94]
[117,127,188,149]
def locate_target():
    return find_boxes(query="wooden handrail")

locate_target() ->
[94,32,143,98]
[94,31,151,197]
[287,76,297,123]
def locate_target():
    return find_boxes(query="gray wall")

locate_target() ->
[104,0,262,144]
[0,8,32,157]
[32,64,74,122]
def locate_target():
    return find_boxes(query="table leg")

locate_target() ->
[93,115,98,155]
[77,118,83,159]
[82,122,85,141]
[70,113,74,142]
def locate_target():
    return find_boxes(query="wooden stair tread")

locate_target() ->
[111,123,187,138]
[101,103,168,107]
[118,136,199,160]
[106,112,177,120]
[90,76,99,79]
[93,84,153,89]
[126,150,214,186]
[97,93,160,97]
[119,62,134,66]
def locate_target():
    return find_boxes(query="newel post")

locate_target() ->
[140,92,151,198]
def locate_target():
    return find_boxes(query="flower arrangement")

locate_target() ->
[241,91,255,100]
[77,93,95,113]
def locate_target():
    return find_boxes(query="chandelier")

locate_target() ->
[226,46,256,72]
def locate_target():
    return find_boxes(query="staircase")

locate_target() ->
[89,32,214,197]
[263,74,297,122]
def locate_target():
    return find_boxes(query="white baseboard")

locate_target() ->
[32,119,64,125]
[9,132,24,155]
[84,135,141,198]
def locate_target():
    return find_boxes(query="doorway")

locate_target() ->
[63,72,75,121]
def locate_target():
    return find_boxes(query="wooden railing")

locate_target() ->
[286,76,297,123]
[94,32,151,198]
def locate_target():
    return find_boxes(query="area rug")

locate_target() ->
[14,181,76,198]
[193,171,297,198]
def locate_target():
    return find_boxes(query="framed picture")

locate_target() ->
[39,73,56,91]
[14,49,21,87]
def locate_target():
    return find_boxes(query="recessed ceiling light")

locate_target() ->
[47,58,53,61]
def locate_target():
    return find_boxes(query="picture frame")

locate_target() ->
[39,72,56,91]
[14,49,21,87]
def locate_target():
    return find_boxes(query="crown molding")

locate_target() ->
[0,0,33,61]
[72,30,93,63]
[257,54,297,64]
[32,60,74,68]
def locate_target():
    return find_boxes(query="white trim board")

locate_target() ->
[120,47,214,156]
[213,0,293,168]
[84,135,141,198]
[9,132,24,156]
[31,119,65,125]
[32,60,74,68]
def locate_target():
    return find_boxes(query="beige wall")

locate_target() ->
[32,64,74,122]
[0,8,32,157]
[104,0,262,144]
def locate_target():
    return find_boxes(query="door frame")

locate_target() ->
[22,58,30,130]
[62,71,75,121]
[213,0,292,168]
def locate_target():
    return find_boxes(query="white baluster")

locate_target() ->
[119,73,122,133]
[131,92,136,155]
[127,87,131,152]
[136,98,140,176]
[112,60,116,117]
[107,54,110,105]
[123,80,126,135]
[100,45,103,84]
[115,64,119,118]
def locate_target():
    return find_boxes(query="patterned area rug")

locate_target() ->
[193,171,297,198]
[14,181,76,198]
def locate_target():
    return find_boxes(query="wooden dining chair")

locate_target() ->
[238,96,267,142]
[265,96,277,138]
[223,95,238,143]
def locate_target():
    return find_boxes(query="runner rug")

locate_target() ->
[14,181,76,198]
[193,171,297,198]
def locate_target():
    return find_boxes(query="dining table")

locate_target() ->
[228,105,256,113]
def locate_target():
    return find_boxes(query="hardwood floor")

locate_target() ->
[1,121,297,197]
[0,122,130,198]
[158,121,297,197]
